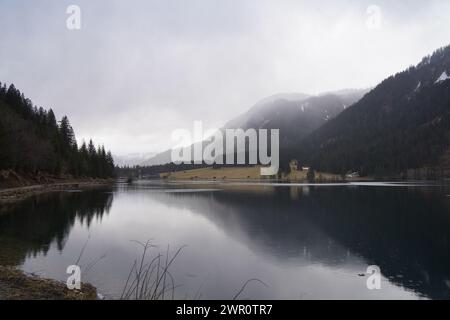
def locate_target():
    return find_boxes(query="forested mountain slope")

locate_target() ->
[142,90,366,166]
[288,45,450,178]
[0,82,114,179]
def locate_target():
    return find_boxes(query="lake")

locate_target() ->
[1,180,449,299]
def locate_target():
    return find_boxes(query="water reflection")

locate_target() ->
[0,188,113,265]
[1,182,449,299]
[150,183,450,299]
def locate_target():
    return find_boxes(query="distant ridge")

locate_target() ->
[141,89,367,166]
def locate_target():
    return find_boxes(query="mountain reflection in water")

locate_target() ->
[0,182,449,299]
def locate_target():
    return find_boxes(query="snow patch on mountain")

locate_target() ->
[414,81,421,92]
[435,71,450,84]
[261,119,270,127]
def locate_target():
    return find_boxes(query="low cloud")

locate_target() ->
[1,0,449,155]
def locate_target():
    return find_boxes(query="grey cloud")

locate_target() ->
[1,0,449,155]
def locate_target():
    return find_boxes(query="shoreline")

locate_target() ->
[0,266,97,300]
[0,179,112,300]
[0,179,116,204]
[0,180,113,299]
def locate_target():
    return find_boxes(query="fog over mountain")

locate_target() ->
[113,153,156,167]
[141,89,368,166]
[1,1,449,156]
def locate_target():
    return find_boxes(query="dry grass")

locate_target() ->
[120,241,185,300]
[161,166,263,180]
[0,266,97,300]
[313,172,344,182]
[161,166,345,182]
[119,241,270,300]
[284,170,309,181]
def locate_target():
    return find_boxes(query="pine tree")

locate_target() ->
[0,81,115,178]
[59,116,76,150]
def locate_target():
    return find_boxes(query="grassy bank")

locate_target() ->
[0,179,115,203]
[160,166,346,182]
[0,266,97,300]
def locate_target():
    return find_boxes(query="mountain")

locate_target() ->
[141,89,367,166]
[225,90,368,151]
[0,82,115,179]
[224,92,310,129]
[141,148,173,167]
[113,152,156,167]
[289,45,450,178]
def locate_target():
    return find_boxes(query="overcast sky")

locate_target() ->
[1,0,449,156]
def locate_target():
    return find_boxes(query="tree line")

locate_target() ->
[0,82,115,178]
[280,45,450,179]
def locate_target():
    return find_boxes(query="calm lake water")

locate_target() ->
[1,180,450,299]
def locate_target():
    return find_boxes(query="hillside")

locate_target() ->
[0,82,115,182]
[289,45,450,178]
[142,89,367,166]
[226,90,367,151]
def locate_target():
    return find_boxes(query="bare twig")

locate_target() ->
[233,279,268,300]
[121,240,186,300]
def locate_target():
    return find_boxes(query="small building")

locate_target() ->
[346,171,360,178]
[290,159,299,171]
